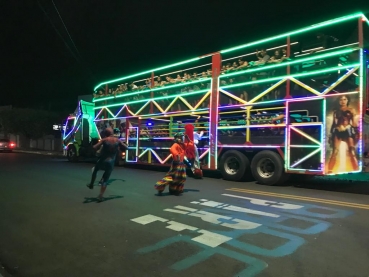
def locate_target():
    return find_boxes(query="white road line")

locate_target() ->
[174,205,198,212]
[192,230,232,247]
[131,214,235,247]
[166,221,198,231]
[192,200,223,207]
[168,209,261,230]
[130,214,168,225]
[223,205,280,218]
[191,199,280,218]
[164,208,189,214]
[222,194,303,210]
[221,218,261,230]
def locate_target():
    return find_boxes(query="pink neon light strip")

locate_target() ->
[217,124,286,129]
[115,105,128,117]
[218,91,359,110]
[285,101,290,170]
[137,146,210,164]
[94,109,104,120]
[287,169,323,172]
[220,145,281,148]
[141,148,173,164]
[199,148,210,159]
[63,114,81,139]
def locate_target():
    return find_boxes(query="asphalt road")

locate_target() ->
[1,153,369,277]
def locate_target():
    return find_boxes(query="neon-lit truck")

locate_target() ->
[64,12,369,185]
[63,100,99,161]
[63,100,127,164]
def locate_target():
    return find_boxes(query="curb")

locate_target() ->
[13,149,65,157]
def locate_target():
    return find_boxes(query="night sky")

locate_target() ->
[1,0,367,113]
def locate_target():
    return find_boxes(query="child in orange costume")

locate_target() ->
[155,132,193,195]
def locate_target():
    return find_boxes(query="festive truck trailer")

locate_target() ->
[63,12,369,185]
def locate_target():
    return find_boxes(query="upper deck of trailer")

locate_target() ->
[91,12,368,123]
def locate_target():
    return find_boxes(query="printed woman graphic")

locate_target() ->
[327,95,359,173]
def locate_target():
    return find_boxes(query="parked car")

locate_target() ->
[0,139,16,152]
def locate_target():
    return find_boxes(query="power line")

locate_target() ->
[51,0,82,59]
[37,0,82,65]
[51,0,95,78]
[37,1,96,80]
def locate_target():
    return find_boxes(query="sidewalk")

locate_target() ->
[13,148,64,157]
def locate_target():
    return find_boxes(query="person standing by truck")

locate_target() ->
[87,128,128,202]
[184,123,203,178]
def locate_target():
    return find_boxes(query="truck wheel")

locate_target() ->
[219,150,250,181]
[251,150,288,185]
[67,145,78,162]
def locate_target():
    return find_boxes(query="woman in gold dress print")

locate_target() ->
[327,95,359,173]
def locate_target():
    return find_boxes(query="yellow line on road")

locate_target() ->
[226,188,369,210]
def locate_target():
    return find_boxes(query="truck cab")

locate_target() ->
[63,100,125,164]
[63,100,99,162]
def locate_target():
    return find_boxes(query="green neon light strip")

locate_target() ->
[220,48,356,79]
[94,57,200,91]
[362,14,369,27]
[220,12,363,54]
[220,63,360,90]
[94,89,209,110]
[93,12,363,91]
[94,77,211,103]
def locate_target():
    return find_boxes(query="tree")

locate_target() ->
[0,108,60,139]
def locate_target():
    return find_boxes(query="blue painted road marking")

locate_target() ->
[131,194,354,277]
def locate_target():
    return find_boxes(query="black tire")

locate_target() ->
[67,145,79,162]
[251,150,288,185]
[219,150,250,181]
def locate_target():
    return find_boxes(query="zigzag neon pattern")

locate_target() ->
[94,91,211,120]
[137,148,210,164]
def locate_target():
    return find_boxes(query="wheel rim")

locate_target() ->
[68,148,75,159]
[256,158,275,178]
[224,156,240,175]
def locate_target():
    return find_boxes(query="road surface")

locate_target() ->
[0,153,368,277]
